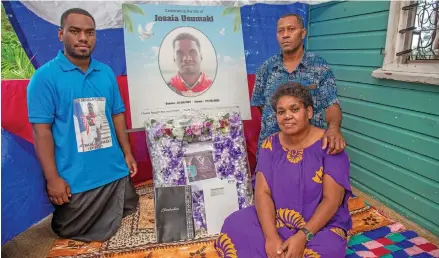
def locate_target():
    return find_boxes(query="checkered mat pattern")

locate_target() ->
[347,227,439,258]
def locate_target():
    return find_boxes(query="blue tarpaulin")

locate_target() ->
[3,1,308,75]
[1,129,54,245]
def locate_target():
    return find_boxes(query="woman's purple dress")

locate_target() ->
[215,133,353,257]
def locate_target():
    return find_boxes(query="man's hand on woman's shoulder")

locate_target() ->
[322,127,346,155]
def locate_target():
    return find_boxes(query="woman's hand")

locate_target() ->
[277,232,307,258]
[265,235,285,258]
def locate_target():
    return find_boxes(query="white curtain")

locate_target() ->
[21,0,331,29]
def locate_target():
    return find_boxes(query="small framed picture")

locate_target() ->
[183,142,217,184]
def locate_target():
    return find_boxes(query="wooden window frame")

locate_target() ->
[372,0,439,85]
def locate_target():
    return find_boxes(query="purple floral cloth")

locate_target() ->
[215,133,353,257]
[145,112,253,236]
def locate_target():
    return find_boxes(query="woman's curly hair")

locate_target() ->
[270,82,313,111]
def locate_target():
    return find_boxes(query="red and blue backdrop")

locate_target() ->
[1,1,310,245]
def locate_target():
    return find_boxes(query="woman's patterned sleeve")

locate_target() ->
[253,135,274,190]
[323,150,353,197]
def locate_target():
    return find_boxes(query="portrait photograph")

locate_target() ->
[158,27,218,98]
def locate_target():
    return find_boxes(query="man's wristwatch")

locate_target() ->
[299,228,314,242]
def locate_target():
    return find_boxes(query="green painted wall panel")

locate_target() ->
[347,146,439,205]
[337,82,439,116]
[309,11,389,36]
[313,50,383,67]
[343,114,439,160]
[331,65,439,93]
[342,129,439,183]
[309,0,439,236]
[351,178,439,236]
[310,1,343,10]
[350,164,439,227]
[308,31,387,50]
[339,97,439,138]
[310,1,390,22]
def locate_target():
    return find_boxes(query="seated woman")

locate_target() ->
[215,82,352,258]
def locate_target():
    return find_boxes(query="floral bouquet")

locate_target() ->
[145,110,253,237]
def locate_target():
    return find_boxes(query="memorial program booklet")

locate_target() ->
[154,185,195,243]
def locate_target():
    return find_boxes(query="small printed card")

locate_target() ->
[202,179,239,235]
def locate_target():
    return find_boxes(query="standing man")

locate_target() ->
[167,32,213,97]
[27,8,139,242]
[251,13,346,155]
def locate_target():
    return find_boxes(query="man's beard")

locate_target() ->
[65,44,92,60]
[282,41,302,55]
[282,46,300,54]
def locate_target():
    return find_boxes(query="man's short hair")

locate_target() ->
[279,13,304,29]
[60,8,96,28]
[172,33,201,51]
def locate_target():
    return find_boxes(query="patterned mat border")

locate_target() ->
[101,237,217,257]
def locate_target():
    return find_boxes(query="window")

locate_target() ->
[372,0,439,85]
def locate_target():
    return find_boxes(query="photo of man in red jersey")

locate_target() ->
[167,32,214,97]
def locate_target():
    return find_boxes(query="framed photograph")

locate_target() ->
[184,151,217,183]
[182,141,218,185]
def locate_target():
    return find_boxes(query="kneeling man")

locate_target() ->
[27,8,139,242]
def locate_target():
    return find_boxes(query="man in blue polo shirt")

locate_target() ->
[252,13,346,155]
[27,8,139,242]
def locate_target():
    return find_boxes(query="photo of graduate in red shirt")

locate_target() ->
[167,32,214,97]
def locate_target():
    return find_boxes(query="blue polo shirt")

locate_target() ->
[27,51,129,194]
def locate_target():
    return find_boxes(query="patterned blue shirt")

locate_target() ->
[251,51,339,149]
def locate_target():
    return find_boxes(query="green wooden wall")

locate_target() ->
[307,0,439,236]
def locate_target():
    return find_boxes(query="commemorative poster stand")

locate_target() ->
[122,2,253,243]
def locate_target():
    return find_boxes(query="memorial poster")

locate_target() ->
[123,4,251,128]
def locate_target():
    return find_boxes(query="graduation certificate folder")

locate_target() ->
[154,185,195,243]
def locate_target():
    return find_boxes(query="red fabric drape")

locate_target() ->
[1,75,261,182]
[1,80,34,143]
